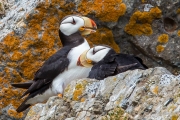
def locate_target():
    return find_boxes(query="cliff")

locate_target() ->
[0,0,180,119]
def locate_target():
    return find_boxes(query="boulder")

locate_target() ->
[25,67,180,120]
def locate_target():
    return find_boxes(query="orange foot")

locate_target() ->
[58,93,63,98]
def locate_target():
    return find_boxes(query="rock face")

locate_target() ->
[25,67,180,120]
[0,0,180,119]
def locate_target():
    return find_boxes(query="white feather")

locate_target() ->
[60,16,84,36]
[86,46,111,63]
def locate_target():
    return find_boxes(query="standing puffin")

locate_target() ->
[11,15,97,112]
[78,45,148,80]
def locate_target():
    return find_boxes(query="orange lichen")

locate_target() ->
[73,84,83,101]
[7,109,23,119]
[125,7,162,36]
[85,28,120,52]
[171,115,179,120]
[151,86,158,95]
[156,45,165,53]
[158,34,169,43]
[176,8,180,14]
[141,0,146,3]
[10,51,23,61]
[80,98,86,102]
[177,30,180,36]
[78,0,126,22]
[19,40,34,50]
[73,81,87,101]
[3,32,20,52]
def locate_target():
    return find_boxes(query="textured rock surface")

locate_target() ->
[0,0,180,119]
[112,0,180,74]
[26,67,180,120]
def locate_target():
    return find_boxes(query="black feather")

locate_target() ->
[88,49,148,80]
[16,84,50,112]
[11,81,33,89]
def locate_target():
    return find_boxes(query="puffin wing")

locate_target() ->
[115,54,148,73]
[88,54,118,80]
[88,63,117,80]
[14,46,72,98]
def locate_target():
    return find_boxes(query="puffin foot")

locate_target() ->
[58,93,63,98]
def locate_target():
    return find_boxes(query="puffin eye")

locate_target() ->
[72,17,76,25]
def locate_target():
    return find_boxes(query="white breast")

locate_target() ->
[52,39,91,94]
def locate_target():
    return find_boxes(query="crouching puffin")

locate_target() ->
[11,15,97,112]
[78,45,148,80]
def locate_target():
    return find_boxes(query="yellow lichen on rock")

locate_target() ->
[125,7,162,36]
[85,28,120,52]
[158,34,169,43]
[11,51,23,61]
[177,30,180,36]
[176,8,180,14]
[7,109,23,119]
[78,0,126,22]
[156,45,165,53]
[171,115,179,120]
[73,80,88,101]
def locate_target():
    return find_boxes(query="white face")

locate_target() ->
[60,16,84,36]
[86,46,111,63]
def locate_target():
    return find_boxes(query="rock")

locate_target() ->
[113,0,180,74]
[26,67,180,119]
[0,0,180,119]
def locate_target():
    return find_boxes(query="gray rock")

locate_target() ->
[26,67,180,119]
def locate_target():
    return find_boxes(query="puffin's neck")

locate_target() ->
[59,30,85,47]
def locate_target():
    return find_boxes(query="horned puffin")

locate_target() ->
[78,45,148,80]
[11,15,97,112]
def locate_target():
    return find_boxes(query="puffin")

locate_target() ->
[11,15,97,112]
[77,45,148,80]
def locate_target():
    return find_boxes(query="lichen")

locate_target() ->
[10,51,23,61]
[156,45,165,53]
[125,7,162,36]
[158,34,169,43]
[73,80,88,101]
[177,30,180,36]
[78,0,126,22]
[176,8,180,14]
[7,109,23,119]
[151,86,158,95]
[103,107,130,120]
[85,28,120,52]
[171,115,179,120]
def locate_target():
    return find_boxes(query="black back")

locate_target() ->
[88,49,148,80]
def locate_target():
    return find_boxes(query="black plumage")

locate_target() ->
[12,46,71,112]
[88,49,148,80]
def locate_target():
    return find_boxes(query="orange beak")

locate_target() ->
[79,17,97,36]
